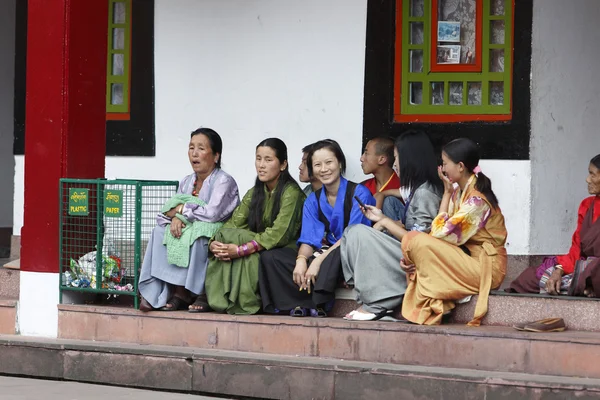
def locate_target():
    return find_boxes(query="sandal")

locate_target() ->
[139,297,155,312]
[309,307,327,318]
[160,296,190,311]
[290,306,308,317]
[189,296,213,313]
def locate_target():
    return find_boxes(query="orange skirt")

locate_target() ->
[400,231,506,326]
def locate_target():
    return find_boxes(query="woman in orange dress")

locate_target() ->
[400,138,508,326]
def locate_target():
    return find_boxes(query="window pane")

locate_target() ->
[490,81,504,105]
[449,82,463,105]
[410,22,424,45]
[438,0,477,64]
[113,28,125,50]
[490,49,504,72]
[491,20,505,45]
[111,83,124,105]
[410,50,423,73]
[411,0,424,17]
[467,82,481,105]
[491,0,505,16]
[431,82,444,105]
[410,82,423,105]
[113,2,126,24]
[112,54,124,76]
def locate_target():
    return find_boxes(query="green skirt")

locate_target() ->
[205,228,261,315]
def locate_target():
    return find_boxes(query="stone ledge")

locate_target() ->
[57,303,600,344]
[58,305,600,379]
[1,335,600,399]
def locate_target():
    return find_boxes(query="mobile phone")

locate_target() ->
[354,195,366,208]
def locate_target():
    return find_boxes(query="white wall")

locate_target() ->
[0,0,16,228]
[529,0,600,254]
[480,160,531,255]
[106,0,370,194]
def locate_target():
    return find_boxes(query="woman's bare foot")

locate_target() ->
[189,294,212,312]
[584,286,596,298]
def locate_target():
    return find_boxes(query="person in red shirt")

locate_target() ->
[360,137,400,194]
[509,154,600,297]
[360,137,403,219]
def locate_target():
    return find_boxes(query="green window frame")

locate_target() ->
[106,0,131,115]
[395,0,513,122]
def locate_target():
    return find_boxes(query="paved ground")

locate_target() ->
[0,376,229,399]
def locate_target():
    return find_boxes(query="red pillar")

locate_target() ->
[21,0,108,273]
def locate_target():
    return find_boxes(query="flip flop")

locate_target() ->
[290,306,308,317]
[309,307,327,318]
[160,296,190,311]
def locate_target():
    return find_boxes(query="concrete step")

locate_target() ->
[2,334,600,399]
[450,291,600,331]
[0,299,17,335]
[58,304,600,380]
[0,266,20,299]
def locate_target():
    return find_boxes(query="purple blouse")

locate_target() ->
[157,168,240,227]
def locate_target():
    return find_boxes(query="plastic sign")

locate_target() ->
[68,189,89,216]
[105,190,123,218]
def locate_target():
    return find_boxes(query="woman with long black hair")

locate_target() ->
[204,138,305,315]
[400,138,508,326]
[340,130,443,321]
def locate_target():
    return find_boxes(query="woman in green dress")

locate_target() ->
[204,138,306,315]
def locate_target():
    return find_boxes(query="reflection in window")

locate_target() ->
[449,82,463,105]
[490,49,504,72]
[468,82,481,105]
[411,0,424,17]
[113,28,125,50]
[410,82,423,105]
[113,2,126,23]
[431,82,445,105]
[410,50,423,72]
[490,81,504,105]
[410,22,424,44]
[490,0,504,16]
[491,20,505,44]
[111,83,124,105]
[112,54,124,76]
